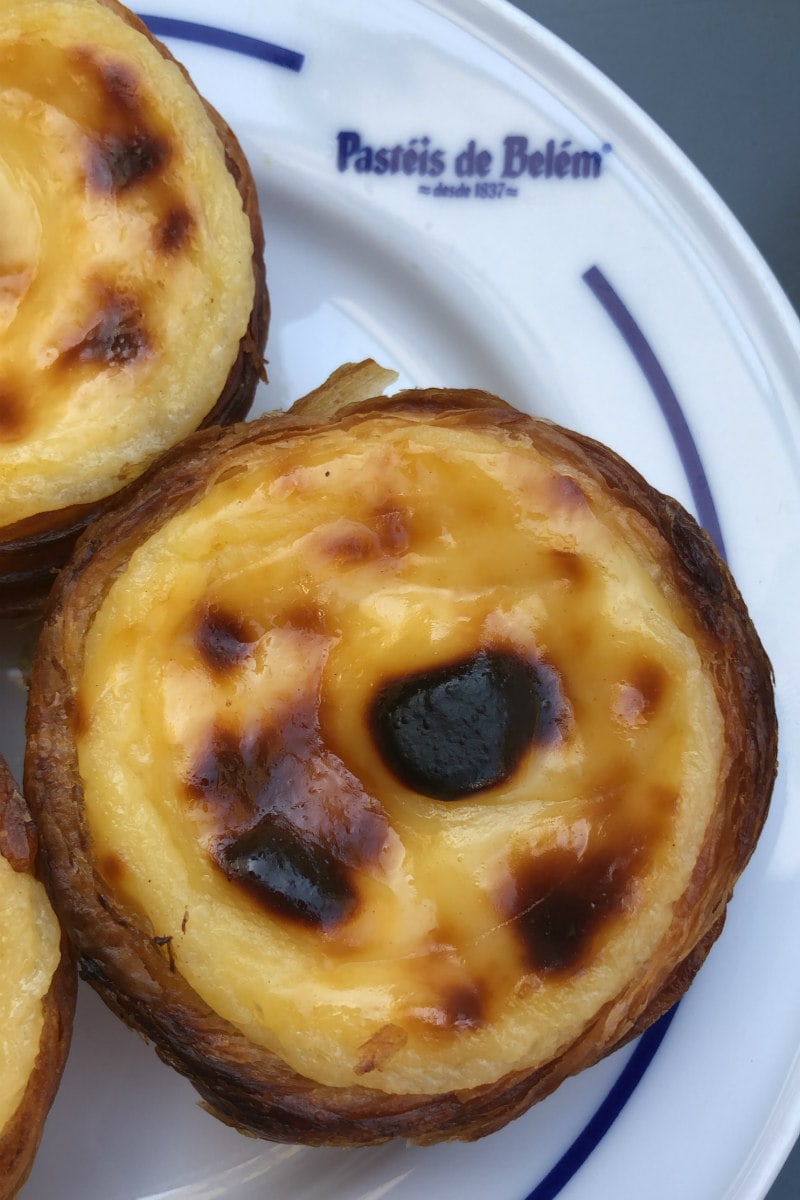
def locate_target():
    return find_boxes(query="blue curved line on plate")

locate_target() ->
[525,267,725,1197]
[524,1008,677,1200]
[521,268,727,1199]
[136,13,305,71]
[118,16,718,1200]
[583,265,727,559]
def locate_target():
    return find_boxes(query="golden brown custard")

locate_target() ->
[24,363,777,1142]
[0,855,62,1131]
[0,0,257,527]
[0,756,73,1192]
[70,370,730,1097]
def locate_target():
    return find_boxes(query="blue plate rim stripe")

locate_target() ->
[124,17,722,1200]
[136,13,305,71]
[521,267,724,1197]
[583,264,727,559]
[524,1008,678,1200]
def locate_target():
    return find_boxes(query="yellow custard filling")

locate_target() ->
[0,0,254,524]
[0,852,62,1132]
[76,413,724,1094]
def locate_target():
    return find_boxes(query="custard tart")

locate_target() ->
[25,361,777,1146]
[0,0,268,615]
[0,756,75,1197]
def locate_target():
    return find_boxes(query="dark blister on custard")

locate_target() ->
[370,648,562,800]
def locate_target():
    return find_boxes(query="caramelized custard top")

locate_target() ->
[0,0,254,526]
[76,405,724,1095]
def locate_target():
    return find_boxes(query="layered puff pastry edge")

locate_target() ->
[24,361,777,1145]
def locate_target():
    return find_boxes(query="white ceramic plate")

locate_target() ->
[10,1,800,1198]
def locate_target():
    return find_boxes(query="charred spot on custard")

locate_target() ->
[155,205,195,255]
[548,548,590,587]
[282,603,332,637]
[184,722,275,829]
[631,659,669,715]
[0,385,28,442]
[185,700,392,928]
[58,285,150,369]
[88,130,170,194]
[195,604,261,672]
[370,648,563,800]
[218,814,359,931]
[317,507,412,569]
[69,47,172,194]
[410,978,486,1034]
[437,982,486,1031]
[613,659,670,727]
[503,842,644,976]
[322,525,381,567]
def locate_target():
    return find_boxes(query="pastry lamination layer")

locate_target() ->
[0,0,256,524]
[75,406,725,1095]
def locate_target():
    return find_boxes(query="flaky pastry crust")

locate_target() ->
[24,363,776,1145]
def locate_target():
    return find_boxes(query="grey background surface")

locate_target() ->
[505,2,800,1198]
